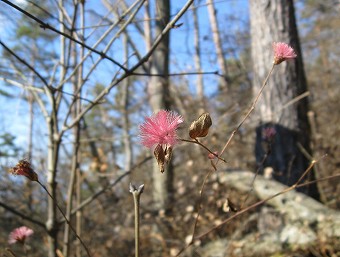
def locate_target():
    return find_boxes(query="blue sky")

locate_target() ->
[0,0,249,165]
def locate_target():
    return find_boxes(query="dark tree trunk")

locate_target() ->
[250,0,319,199]
[148,0,174,211]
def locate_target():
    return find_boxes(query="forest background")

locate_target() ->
[0,0,339,256]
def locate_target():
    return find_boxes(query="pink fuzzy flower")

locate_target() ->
[8,226,34,244]
[140,110,183,148]
[273,42,297,65]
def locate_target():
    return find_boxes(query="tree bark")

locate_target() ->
[192,4,205,113]
[250,0,319,199]
[206,0,228,89]
[148,0,173,211]
[121,34,133,172]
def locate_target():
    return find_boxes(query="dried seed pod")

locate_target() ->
[154,144,166,173]
[189,112,212,139]
[164,146,173,163]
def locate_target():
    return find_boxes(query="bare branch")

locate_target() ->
[0,201,46,228]
[1,0,127,72]
[62,0,195,133]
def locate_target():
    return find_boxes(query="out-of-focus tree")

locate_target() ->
[298,0,340,208]
[148,0,173,212]
[250,0,319,199]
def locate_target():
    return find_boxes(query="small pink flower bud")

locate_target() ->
[273,42,297,65]
[8,226,34,244]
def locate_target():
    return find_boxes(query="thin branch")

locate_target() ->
[37,181,92,257]
[0,201,45,228]
[177,64,276,256]
[65,157,152,217]
[131,71,220,77]
[62,0,195,132]
[180,138,227,163]
[0,0,127,72]
[0,40,50,88]
[240,147,270,210]
[0,77,44,93]
[56,0,143,89]
[176,157,333,255]
[0,42,98,104]
[80,0,146,86]
[218,64,275,158]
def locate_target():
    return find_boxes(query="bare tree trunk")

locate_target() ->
[75,4,85,257]
[206,0,228,89]
[144,0,152,56]
[26,46,36,213]
[121,34,133,172]
[192,4,205,113]
[250,0,319,199]
[148,0,173,211]
[46,112,60,257]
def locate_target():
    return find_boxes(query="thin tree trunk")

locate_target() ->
[46,2,66,256]
[26,46,36,213]
[144,0,152,69]
[192,4,205,113]
[148,0,173,211]
[122,34,133,172]
[206,0,228,89]
[250,0,319,199]
[76,4,85,256]
[46,111,60,257]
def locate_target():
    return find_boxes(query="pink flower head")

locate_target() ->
[8,226,34,244]
[262,126,277,142]
[273,42,297,65]
[140,110,183,148]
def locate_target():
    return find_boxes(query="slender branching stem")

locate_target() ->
[176,156,331,256]
[180,138,227,163]
[219,64,275,159]
[36,180,92,257]
[6,248,18,257]
[177,64,276,256]
[240,148,271,210]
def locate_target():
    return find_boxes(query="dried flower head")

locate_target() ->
[139,110,183,148]
[189,112,212,139]
[8,226,34,244]
[273,42,297,65]
[10,159,38,182]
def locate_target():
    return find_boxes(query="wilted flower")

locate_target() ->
[273,42,297,65]
[139,110,183,148]
[10,159,38,182]
[8,226,34,244]
[189,113,212,139]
